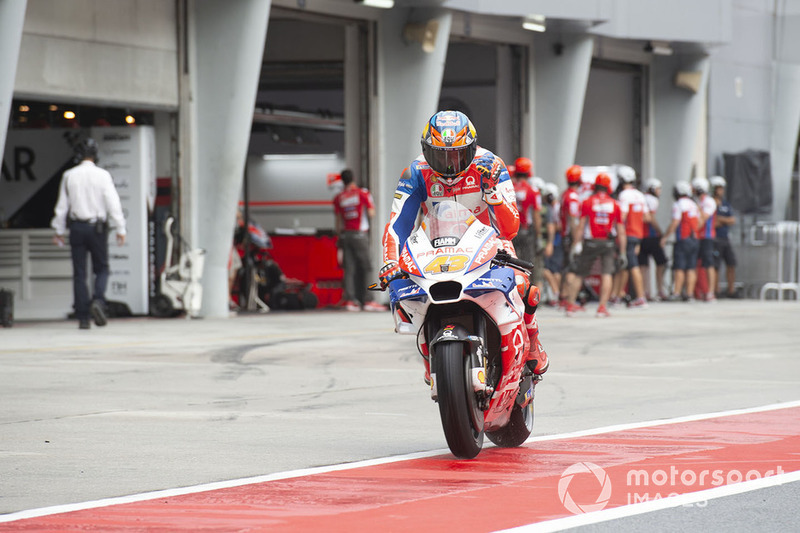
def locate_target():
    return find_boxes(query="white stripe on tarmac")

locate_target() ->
[499,469,800,533]
[2,399,799,524]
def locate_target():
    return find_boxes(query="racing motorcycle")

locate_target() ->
[375,200,539,459]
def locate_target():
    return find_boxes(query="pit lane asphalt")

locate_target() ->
[1,299,798,528]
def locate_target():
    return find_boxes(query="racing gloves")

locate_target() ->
[379,261,401,288]
[476,156,503,206]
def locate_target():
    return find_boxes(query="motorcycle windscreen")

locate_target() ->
[422,200,476,248]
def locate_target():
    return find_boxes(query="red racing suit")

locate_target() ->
[382,147,520,266]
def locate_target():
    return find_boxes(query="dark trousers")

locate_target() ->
[69,221,109,320]
[339,231,372,305]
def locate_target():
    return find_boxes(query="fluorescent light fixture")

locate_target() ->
[261,153,340,161]
[522,14,546,32]
[645,40,673,56]
[355,0,394,8]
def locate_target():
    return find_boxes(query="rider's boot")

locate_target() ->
[521,283,549,376]
[524,313,549,375]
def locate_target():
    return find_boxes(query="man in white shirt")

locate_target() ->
[51,138,126,329]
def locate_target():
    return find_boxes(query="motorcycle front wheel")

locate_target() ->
[433,341,484,459]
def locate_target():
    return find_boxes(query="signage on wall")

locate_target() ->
[92,126,156,315]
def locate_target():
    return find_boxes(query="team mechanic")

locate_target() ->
[378,110,549,382]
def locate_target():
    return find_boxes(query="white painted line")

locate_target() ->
[1,399,799,524]
[0,449,449,523]
[498,469,800,533]
[525,398,800,443]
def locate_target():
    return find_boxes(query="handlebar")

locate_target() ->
[369,271,409,292]
[370,250,531,291]
[493,249,534,273]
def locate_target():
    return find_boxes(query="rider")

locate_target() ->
[379,110,549,377]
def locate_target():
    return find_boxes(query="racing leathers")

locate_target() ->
[380,147,549,375]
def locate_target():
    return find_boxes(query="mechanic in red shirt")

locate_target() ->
[510,157,541,265]
[333,169,386,312]
[558,164,583,307]
[564,173,626,318]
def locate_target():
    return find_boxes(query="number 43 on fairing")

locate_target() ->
[423,254,469,274]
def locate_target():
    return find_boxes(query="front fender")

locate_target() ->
[429,324,484,361]
[429,324,490,401]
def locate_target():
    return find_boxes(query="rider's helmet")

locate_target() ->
[421,110,477,182]
[618,165,636,184]
[691,176,710,195]
[514,157,533,177]
[709,175,727,189]
[566,165,582,185]
[645,178,662,194]
[595,173,612,191]
[674,180,692,198]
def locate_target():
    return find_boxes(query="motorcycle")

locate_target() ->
[376,200,540,459]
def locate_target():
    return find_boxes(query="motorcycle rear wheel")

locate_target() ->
[485,396,534,448]
[433,341,484,459]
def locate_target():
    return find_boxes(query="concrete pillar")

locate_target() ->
[495,45,513,160]
[184,0,270,318]
[373,7,452,253]
[652,54,710,221]
[769,63,800,220]
[0,0,27,160]
[344,23,363,177]
[770,9,800,220]
[532,34,594,187]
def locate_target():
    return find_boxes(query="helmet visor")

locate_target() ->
[423,143,476,178]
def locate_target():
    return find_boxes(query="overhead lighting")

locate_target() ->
[125,115,136,124]
[645,40,673,56]
[63,110,76,120]
[355,0,394,8]
[261,153,339,161]
[522,14,546,33]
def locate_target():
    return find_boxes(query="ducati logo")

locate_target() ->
[431,183,444,197]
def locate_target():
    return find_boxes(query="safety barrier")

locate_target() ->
[742,222,800,300]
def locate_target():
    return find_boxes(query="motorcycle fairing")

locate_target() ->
[464,266,515,296]
[400,220,498,282]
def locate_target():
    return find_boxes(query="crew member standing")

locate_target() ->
[693,177,718,302]
[614,167,650,307]
[710,175,739,298]
[510,157,540,265]
[564,173,626,318]
[661,181,700,301]
[333,168,386,312]
[637,178,669,300]
[558,165,584,308]
[51,138,126,329]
